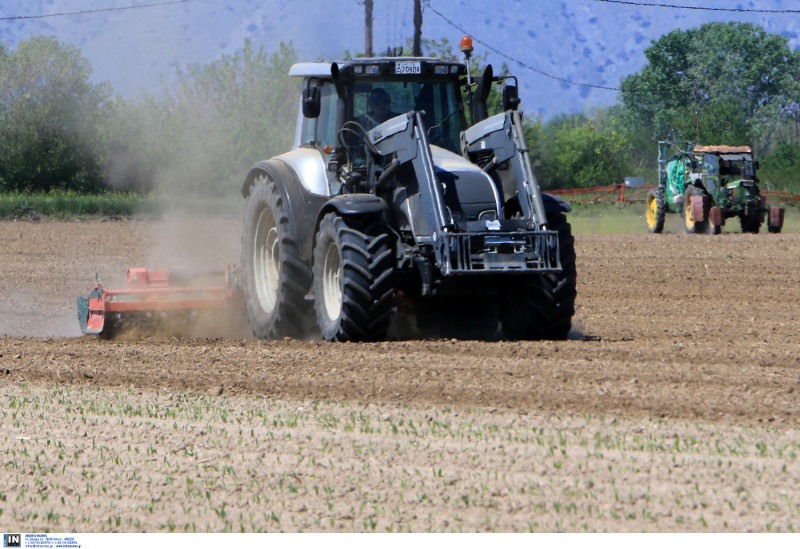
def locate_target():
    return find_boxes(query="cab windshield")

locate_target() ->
[350,79,464,153]
[701,154,719,175]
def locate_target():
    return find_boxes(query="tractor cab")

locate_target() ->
[289,56,532,226]
[291,58,468,156]
[691,145,758,207]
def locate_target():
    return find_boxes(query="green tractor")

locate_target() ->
[646,141,784,234]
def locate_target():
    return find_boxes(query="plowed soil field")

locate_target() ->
[2,218,800,532]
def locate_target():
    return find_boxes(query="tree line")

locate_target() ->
[2,22,800,199]
[0,36,299,199]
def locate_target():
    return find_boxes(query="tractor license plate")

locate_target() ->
[395,61,421,75]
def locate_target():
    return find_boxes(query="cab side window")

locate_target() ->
[317,83,338,148]
[301,81,338,149]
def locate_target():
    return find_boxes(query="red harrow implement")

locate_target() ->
[77,265,245,337]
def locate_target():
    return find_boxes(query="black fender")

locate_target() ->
[541,192,572,213]
[242,159,327,260]
[314,194,389,252]
[504,193,572,216]
[321,194,389,217]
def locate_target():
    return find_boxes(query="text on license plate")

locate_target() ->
[395,61,421,75]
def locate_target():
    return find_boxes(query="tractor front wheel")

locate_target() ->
[683,187,710,234]
[646,188,666,233]
[313,212,393,342]
[739,207,761,234]
[499,211,576,340]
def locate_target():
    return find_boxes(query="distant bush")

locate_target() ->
[0,191,149,219]
[758,143,800,193]
[0,37,112,194]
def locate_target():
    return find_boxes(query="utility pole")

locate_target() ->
[364,0,373,57]
[693,82,700,144]
[413,0,422,57]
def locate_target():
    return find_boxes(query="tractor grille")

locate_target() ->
[441,230,561,274]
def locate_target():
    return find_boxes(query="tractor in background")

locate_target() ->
[646,141,784,234]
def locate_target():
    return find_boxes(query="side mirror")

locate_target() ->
[476,64,494,102]
[754,161,760,170]
[470,64,494,123]
[302,83,321,119]
[502,85,520,111]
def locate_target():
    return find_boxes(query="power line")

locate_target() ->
[422,0,693,94]
[422,0,619,91]
[592,0,800,14]
[0,0,192,22]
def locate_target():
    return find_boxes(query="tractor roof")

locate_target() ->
[694,145,752,155]
[289,57,466,79]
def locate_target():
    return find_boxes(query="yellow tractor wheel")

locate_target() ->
[646,189,665,233]
[683,193,696,233]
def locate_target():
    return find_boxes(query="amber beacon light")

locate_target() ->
[460,36,473,57]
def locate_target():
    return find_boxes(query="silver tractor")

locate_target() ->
[239,47,576,341]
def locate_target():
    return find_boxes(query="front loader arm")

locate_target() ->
[461,111,548,229]
[368,112,451,260]
[366,110,559,279]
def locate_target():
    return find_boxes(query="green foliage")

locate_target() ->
[553,125,628,189]
[535,110,631,189]
[0,33,635,198]
[758,143,800,192]
[0,191,148,219]
[5,24,800,203]
[0,36,113,194]
[620,22,800,147]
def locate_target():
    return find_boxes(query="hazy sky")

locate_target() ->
[1,0,799,118]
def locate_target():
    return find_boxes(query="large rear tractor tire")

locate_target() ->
[739,205,761,234]
[499,211,576,340]
[313,212,394,342]
[241,174,312,339]
[645,188,666,233]
[768,206,785,234]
